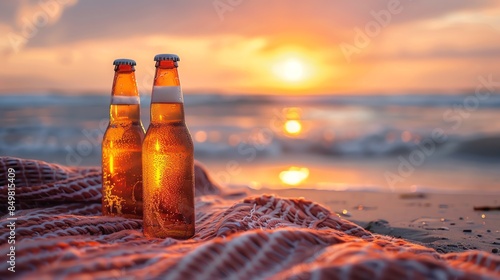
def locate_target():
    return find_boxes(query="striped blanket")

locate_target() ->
[0,157,498,279]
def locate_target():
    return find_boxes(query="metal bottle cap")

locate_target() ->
[113,59,136,66]
[154,54,180,62]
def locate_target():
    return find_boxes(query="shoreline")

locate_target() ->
[1,156,499,278]
[251,188,500,254]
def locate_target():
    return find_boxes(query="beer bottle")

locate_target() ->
[102,59,145,219]
[143,54,195,239]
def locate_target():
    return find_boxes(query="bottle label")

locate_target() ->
[152,86,183,103]
[111,96,140,105]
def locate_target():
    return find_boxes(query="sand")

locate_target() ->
[1,157,499,278]
[251,188,500,254]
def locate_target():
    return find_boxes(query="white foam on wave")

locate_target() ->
[151,86,183,103]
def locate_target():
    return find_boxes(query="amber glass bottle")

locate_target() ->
[142,54,195,239]
[102,59,145,219]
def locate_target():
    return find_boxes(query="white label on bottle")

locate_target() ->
[151,86,183,103]
[111,96,140,105]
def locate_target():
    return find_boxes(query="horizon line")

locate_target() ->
[0,88,489,96]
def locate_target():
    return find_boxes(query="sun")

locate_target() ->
[284,120,302,135]
[273,58,306,82]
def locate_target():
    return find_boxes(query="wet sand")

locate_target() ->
[251,188,500,254]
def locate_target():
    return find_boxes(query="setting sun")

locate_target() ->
[275,58,305,82]
[266,48,326,91]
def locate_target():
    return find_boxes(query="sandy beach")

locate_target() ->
[1,157,499,279]
[253,188,500,254]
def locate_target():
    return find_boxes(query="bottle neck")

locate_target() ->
[153,60,180,87]
[150,60,185,123]
[110,65,141,123]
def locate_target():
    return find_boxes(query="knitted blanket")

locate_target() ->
[0,157,498,279]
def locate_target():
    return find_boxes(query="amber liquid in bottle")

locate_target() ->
[102,62,145,219]
[143,58,195,239]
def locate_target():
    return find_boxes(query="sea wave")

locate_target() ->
[1,122,500,160]
[186,93,500,108]
[2,93,500,108]
[194,130,500,160]
[1,93,500,161]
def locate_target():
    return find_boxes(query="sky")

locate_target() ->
[0,0,499,95]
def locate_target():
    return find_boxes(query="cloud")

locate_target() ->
[14,0,78,26]
[0,0,78,54]
[357,21,500,62]
[0,0,499,94]
[0,0,497,48]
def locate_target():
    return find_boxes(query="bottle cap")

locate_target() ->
[154,54,180,62]
[113,59,136,66]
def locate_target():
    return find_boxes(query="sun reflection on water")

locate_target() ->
[279,166,310,186]
[283,107,304,137]
[284,120,302,135]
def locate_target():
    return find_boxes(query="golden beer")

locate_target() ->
[102,59,145,219]
[142,54,195,239]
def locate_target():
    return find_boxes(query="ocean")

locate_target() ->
[1,93,500,194]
